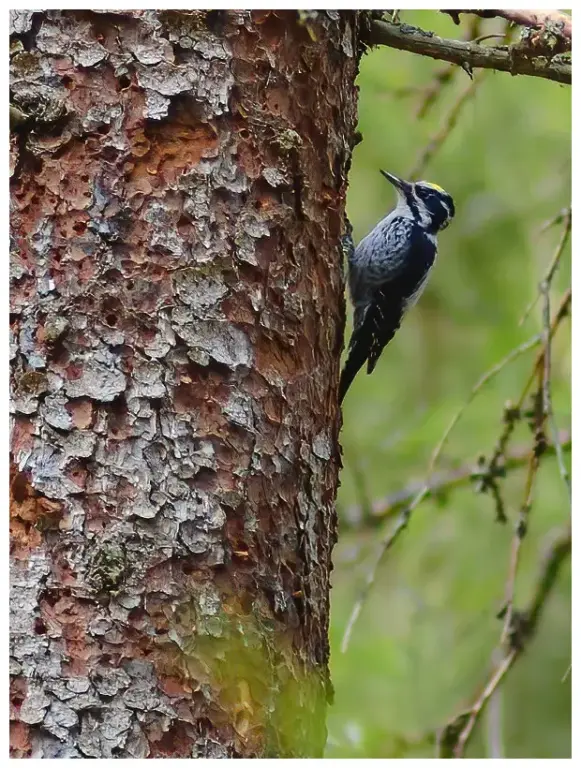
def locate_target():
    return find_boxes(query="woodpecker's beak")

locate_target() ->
[380,170,411,192]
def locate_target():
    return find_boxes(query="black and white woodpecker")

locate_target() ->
[339,170,455,403]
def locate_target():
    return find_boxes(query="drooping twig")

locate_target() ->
[341,430,571,530]
[442,289,572,757]
[486,288,571,484]
[519,207,571,326]
[500,376,545,645]
[415,65,457,119]
[367,20,571,85]
[341,334,541,653]
[341,288,571,651]
[485,649,505,758]
[409,70,484,179]
[497,275,571,640]
[540,281,571,496]
[414,15,484,119]
[438,523,571,758]
[539,206,571,234]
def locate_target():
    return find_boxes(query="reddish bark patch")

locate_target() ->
[10,721,32,759]
[10,466,63,560]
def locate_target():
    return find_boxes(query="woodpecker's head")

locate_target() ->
[381,170,455,233]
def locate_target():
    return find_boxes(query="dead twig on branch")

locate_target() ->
[414,15,484,119]
[485,288,571,490]
[409,70,484,179]
[341,289,570,652]
[442,10,572,49]
[367,20,571,85]
[519,207,571,326]
[500,378,545,645]
[438,523,571,758]
[341,334,541,653]
[341,430,571,530]
[540,282,571,498]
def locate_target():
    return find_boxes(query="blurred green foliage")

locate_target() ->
[329,11,571,759]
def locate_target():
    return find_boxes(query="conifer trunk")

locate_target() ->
[10,9,359,757]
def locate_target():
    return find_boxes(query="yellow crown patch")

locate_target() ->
[424,182,445,192]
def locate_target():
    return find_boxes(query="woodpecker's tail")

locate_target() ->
[338,339,368,404]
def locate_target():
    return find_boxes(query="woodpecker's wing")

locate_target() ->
[339,223,436,402]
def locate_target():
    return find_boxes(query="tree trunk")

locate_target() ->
[10,9,359,758]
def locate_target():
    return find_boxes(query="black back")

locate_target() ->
[339,223,436,401]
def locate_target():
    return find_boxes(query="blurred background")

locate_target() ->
[328,11,571,759]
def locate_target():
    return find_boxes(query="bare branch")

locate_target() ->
[367,20,571,85]
[501,376,545,645]
[438,523,571,758]
[342,430,571,530]
[414,14,486,119]
[519,207,572,326]
[409,70,484,179]
[487,288,571,484]
[341,289,571,652]
[341,334,541,653]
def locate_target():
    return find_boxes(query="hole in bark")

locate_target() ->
[239,592,254,615]
[101,145,120,163]
[193,467,217,492]
[106,314,117,327]
[11,471,29,503]
[61,75,74,89]
[239,128,250,139]
[117,74,131,90]
[107,394,128,436]
[205,10,227,34]
[126,280,135,290]
[97,123,111,136]
[73,221,86,235]
[128,607,147,624]
[34,618,47,635]
[181,560,195,575]
[102,268,123,283]
[177,214,192,230]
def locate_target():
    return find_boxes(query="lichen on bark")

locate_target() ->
[10,9,359,757]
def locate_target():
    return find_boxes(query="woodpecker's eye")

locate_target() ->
[415,186,434,202]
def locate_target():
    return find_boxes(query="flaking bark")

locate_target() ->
[10,9,359,758]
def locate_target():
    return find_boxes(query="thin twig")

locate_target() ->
[415,65,457,119]
[488,288,571,479]
[414,15,485,119]
[341,289,571,652]
[472,33,506,45]
[539,206,571,234]
[540,281,571,497]
[519,207,571,326]
[368,20,571,85]
[409,71,484,179]
[501,375,545,645]
[439,523,571,757]
[442,9,572,46]
[485,649,505,758]
[341,334,541,653]
[341,430,571,530]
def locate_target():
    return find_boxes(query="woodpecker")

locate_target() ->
[339,170,455,403]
